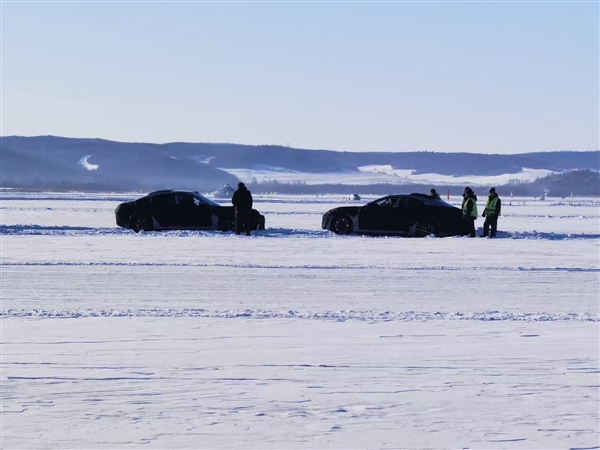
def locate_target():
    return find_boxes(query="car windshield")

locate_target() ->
[193,192,221,207]
[373,196,398,208]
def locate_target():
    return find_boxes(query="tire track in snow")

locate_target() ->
[1,261,598,272]
[502,213,600,219]
[1,224,600,240]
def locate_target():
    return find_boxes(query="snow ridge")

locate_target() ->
[1,224,600,240]
[3,309,599,322]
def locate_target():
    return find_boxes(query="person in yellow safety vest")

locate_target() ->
[461,186,478,237]
[482,187,502,238]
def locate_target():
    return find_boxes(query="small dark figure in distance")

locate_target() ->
[429,189,441,200]
[482,187,501,237]
[232,182,253,236]
[462,187,478,237]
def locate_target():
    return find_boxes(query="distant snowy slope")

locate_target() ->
[223,166,556,186]
[78,155,99,170]
[1,135,598,191]
[1,136,239,191]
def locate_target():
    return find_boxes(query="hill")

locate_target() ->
[1,135,598,194]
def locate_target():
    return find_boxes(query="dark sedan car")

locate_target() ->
[322,193,469,237]
[115,190,266,233]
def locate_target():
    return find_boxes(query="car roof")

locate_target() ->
[144,189,221,207]
[373,193,456,208]
[409,193,433,199]
[146,190,202,197]
[376,193,434,199]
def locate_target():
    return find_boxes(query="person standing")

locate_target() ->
[482,187,501,237]
[429,188,441,200]
[232,182,253,236]
[462,187,478,237]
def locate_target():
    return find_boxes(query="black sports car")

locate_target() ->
[322,193,469,237]
[115,190,266,233]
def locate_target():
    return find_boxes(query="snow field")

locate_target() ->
[2,319,598,449]
[1,192,599,449]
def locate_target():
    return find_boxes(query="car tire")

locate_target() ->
[219,216,234,232]
[416,222,439,237]
[132,214,154,233]
[331,214,354,235]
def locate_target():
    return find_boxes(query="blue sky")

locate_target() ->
[2,1,598,153]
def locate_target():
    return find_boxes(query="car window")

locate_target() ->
[397,197,424,209]
[177,193,199,207]
[375,196,399,208]
[151,193,177,206]
[192,193,220,207]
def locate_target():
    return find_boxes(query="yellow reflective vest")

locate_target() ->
[484,197,500,217]
[462,197,478,218]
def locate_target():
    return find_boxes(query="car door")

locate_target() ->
[395,196,425,234]
[150,193,180,228]
[179,193,212,228]
[358,196,401,232]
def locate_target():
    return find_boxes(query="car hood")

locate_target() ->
[324,206,361,216]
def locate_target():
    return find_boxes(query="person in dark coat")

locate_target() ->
[461,187,478,237]
[482,187,501,237]
[429,189,441,200]
[232,182,253,236]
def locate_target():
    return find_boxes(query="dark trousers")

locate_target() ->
[483,216,498,237]
[235,208,251,236]
[464,218,476,237]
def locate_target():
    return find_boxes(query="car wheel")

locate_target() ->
[331,214,354,235]
[219,216,234,232]
[416,222,438,237]
[257,216,266,231]
[132,215,154,232]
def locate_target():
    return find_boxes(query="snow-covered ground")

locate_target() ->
[1,191,599,449]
